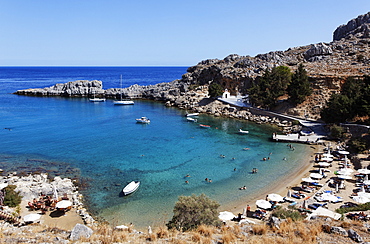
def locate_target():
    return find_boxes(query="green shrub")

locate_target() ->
[330,124,345,139]
[272,207,305,221]
[336,202,370,214]
[3,185,22,207]
[166,194,220,231]
[208,83,224,98]
[347,137,370,153]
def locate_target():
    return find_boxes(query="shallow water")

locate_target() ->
[0,67,309,229]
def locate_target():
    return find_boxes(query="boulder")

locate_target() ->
[69,223,93,241]
[348,229,363,242]
[330,226,347,236]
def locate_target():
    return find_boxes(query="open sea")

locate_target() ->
[0,67,309,229]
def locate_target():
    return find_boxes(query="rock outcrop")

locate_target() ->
[15,80,104,97]
[333,12,370,41]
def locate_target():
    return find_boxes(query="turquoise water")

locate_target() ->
[0,67,309,229]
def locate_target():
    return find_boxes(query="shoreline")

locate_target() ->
[223,143,317,215]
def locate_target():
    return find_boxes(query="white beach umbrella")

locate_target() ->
[320,193,340,202]
[358,192,370,198]
[0,183,8,190]
[353,195,370,204]
[56,200,72,209]
[218,211,236,221]
[310,173,323,179]
[337,168,353,175]
[363,180,370,185]
[24,213,41,223]
[335,183,339,192]
[321,157,333,162]
[267,193,284,202]
[322,153,334,157]
[338,150,349,155]
[338,175,352,180]
[256,200,272,210]
[302,177,318,183]
[358,169,370,175]
[318,162,331,167]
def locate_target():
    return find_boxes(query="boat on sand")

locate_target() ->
[123,181,140,195]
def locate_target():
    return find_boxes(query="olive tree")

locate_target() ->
[166,193,220,231]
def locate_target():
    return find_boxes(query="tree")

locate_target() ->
[287,64,312,104]
[166,194,220,231]
[208,83,224,98]
[321,94,353,123]
[248,66,292,108]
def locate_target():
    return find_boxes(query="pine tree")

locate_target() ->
[288,63,312,105]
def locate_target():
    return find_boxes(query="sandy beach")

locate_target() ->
[225,143,318,214]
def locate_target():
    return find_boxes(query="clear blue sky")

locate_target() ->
[1,1,369,66]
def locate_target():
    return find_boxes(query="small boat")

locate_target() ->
[187,117,197,122]
[122,181,140,195]
[239,129,249,134]
[199,124,211,128]
[186,113,199,117]
[136,117,150,124]
[114,75,134,105]
[89,91,106,102]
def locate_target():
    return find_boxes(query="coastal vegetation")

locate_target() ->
[3,185,22,208]
[166,194,220,231]
[321,75,370,124]
[248,64,311,109]
[208,82,224,98]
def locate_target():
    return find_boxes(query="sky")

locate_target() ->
[0,1,369,66]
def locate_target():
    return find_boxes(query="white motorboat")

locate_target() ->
[114,100,134,105]
[136,117,150,124]
[114,75,134,105]
[122,181,140,195]
[239,129,249,134]
[186,113,199,117]
[186,117,197,122]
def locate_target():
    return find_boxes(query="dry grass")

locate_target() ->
[156,225,170,239]
[221,230,237,244]
[197,224,214,237]
[251,223,268,235]
[3,216,370,243]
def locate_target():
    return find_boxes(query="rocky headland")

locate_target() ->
[14,12,370,123]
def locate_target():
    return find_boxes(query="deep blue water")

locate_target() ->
[0,67,309,229]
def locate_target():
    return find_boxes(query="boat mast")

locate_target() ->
[120,74,123,101]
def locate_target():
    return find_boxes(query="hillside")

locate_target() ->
[179,12,370,120]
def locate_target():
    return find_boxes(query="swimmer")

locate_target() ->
[185,180,189,184]
[263,157,267,161]
[205,178,208,182]
[220,154,225,158]
[234,168,236,171]
[185,174,190,177]
[283,157,287,160]
[209,179,212,183]
[243,148,250,150]
[232,157,236,160]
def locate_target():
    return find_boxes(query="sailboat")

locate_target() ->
[89,90,106,102]
[114,75,134,105]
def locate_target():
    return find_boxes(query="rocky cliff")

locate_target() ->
[14,12,370,121]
